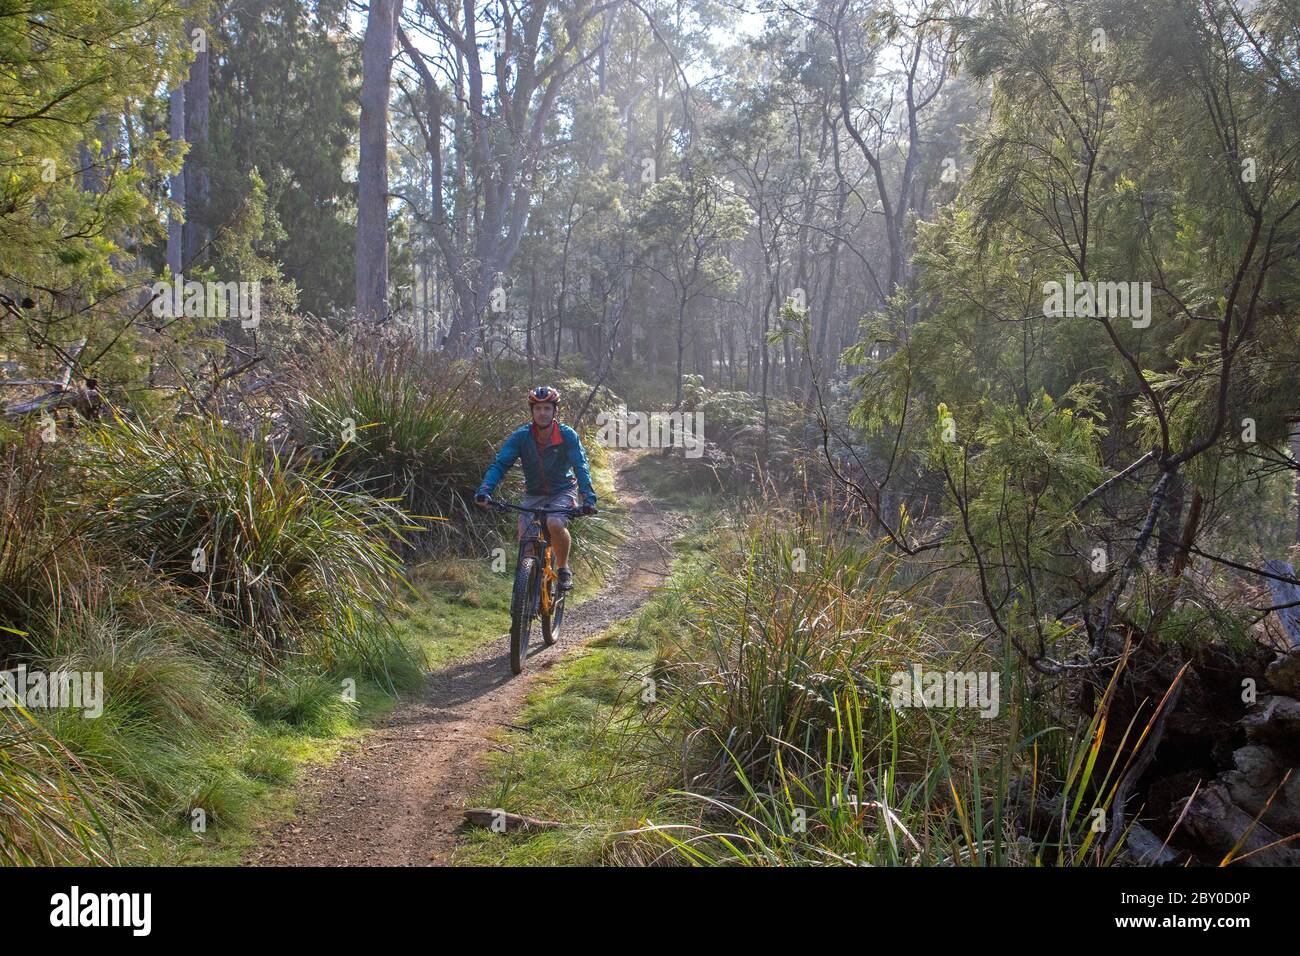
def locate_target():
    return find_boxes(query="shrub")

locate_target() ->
[291,328,515,556]
[74,414,406,666]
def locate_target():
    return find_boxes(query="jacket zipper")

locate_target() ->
[533,422,550,495]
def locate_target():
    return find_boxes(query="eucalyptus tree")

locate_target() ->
[633,159,751,407]
[391,0,619,357]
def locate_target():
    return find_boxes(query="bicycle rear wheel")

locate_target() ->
[510,555,539,674]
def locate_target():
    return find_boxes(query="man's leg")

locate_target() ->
[548,517,571,568]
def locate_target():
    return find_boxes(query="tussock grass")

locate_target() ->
[0,415,427,864]
[292,330,515,556]
[0,707,114,865]
[75,414,406,667]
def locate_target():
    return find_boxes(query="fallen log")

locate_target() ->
[1177,781,1300,867]
[461,808,564,832]
[2,339,87,417]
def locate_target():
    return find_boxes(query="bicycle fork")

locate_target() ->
[540,550,555,614]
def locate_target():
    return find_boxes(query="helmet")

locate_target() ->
[528,385,561,406]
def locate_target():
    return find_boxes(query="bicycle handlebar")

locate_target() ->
[485,498,590,518]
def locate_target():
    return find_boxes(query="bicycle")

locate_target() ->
[486,498,591,675]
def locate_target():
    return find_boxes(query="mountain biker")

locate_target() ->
[474,386,598,591]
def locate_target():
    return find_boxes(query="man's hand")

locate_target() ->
[581,502,597,516]
[474,491,491,508]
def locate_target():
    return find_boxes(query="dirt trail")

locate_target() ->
[250,449,682,866]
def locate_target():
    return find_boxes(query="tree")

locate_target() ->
[395,0,615,357]
[848,0,1300,674]
[208,0,359,315]
[634,164,751,406]
[0,0,192,414]
[357,0,404,322]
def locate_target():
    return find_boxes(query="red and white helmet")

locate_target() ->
[528,385,560,406]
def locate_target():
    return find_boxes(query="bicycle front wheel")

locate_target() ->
[510,555,539,674]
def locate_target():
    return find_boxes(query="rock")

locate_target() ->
[1178,782,1300,866]
[1230,745,1282,788]
[1222,745,1300,836]
[1266,648,1300,697]
[1241,695,1300,746]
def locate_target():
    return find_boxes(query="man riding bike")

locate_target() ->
[474,386,598,592]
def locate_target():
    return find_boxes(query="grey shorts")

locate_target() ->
[518,487,579,536]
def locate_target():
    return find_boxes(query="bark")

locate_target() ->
[1292,422,1300,545]
[183,29,211,268]
[357,0,404,322]
[167,83,185,276]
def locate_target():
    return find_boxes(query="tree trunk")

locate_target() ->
[1292,422,1300,545]
[183,29,210,268]
[167,83,185,276]
[356,0,403,322]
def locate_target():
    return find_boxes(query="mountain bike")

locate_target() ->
[487,498,590,675]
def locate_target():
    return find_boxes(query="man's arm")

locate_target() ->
[478,432,521,497]
[563,425,597,507]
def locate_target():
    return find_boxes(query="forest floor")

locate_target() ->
[248,449,685,866]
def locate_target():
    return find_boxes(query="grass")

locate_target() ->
[396,557,603,671]
[627,449,726,512]
[291,328,516,557]
[0,706,113,865]
[75,414,408,667]
[125,666,415,866]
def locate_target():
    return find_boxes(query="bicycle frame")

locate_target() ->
[486,497,589,675]
[490,500,585,616]
[519,511,556,615]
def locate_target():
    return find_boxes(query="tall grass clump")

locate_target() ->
[0,432,71,646]
[29,611,255,825]
[291,328,515,556]
[647,644,1174,866]
[0,707,114,865]
[624,507,1173,866]
[607,504,1039,865]
[74,414,407,667]
[646,506,975,796]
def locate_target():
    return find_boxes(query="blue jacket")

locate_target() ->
[478,421,597,506]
